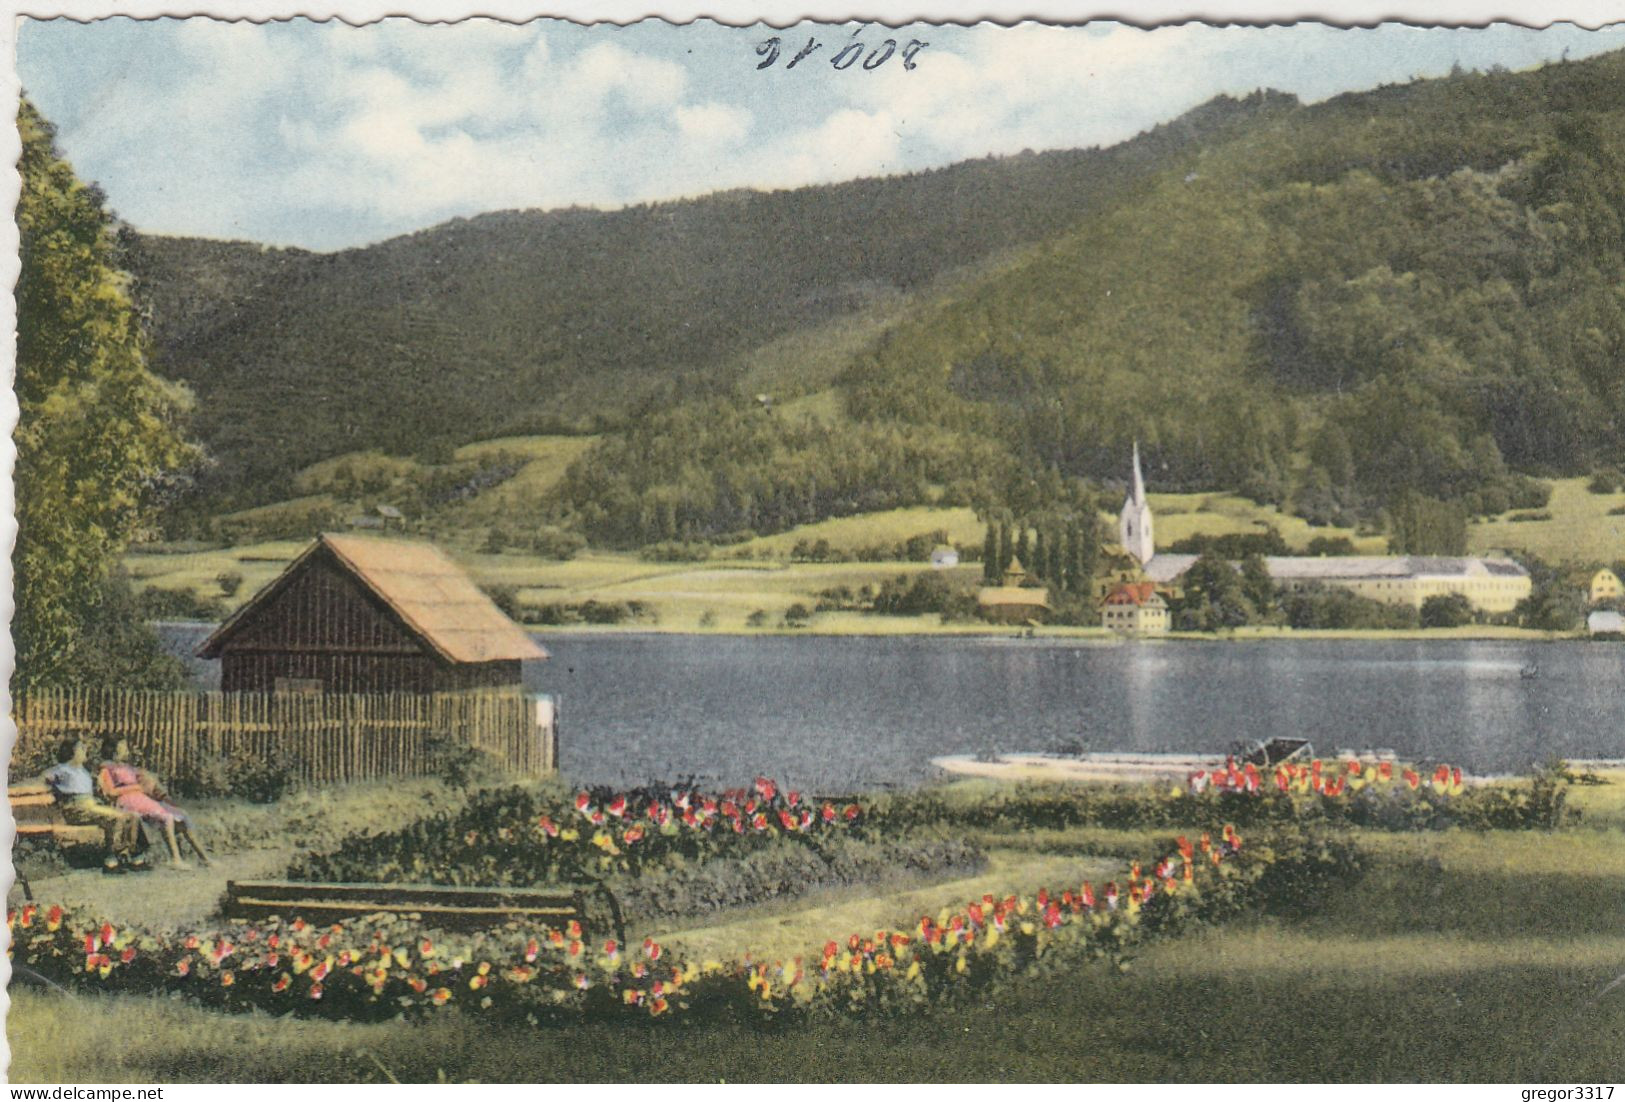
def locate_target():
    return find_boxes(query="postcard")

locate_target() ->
[6,8,1625,1088]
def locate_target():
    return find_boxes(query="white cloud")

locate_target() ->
[675,102,752,146]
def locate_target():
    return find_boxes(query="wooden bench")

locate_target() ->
[9,783,106,848]
[222,880,625,943]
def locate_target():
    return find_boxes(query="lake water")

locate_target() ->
[157,625,1623,790]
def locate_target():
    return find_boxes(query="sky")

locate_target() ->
[16,18,1625,251]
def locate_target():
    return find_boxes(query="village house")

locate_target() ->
[1588,568,1621,605]
[1116,445,1531,613]
[1101,581,1170,635]
[198,533,547,694]
[930,547,961,569]
[976,558,1050,624]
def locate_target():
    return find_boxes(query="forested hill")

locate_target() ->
[129,48,1625,548]
[836,50,1625,528]
[125,90,1286,508]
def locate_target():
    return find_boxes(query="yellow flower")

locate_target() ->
[1020,922,1036,936]
[905,961,921,981]
[984,927,1000,949]
[955,955,968,974]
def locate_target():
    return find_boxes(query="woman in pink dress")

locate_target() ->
[98,737,210,869]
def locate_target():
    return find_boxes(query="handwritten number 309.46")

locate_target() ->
[756,36,929,71]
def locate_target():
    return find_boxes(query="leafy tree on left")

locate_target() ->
[14,99,197,689]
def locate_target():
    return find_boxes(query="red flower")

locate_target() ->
[624,825,645,844]
[539,815,558,837]
[778,809,797,831]
[844,804,861,821]
[1404,769,1421,789]
[754,777,777,801]
[787,790,800,807]
[607,795,627,818]
[575,792,591,812]
[821,803,836,823]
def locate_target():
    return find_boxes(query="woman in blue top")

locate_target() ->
[42,738,146,873]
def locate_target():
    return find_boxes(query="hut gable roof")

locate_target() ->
[198,534,547,664]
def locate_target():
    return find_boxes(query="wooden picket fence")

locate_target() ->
[10,688,558,786]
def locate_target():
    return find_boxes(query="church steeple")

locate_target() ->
[1118,441,1155,566]
[1131,440,1147,509]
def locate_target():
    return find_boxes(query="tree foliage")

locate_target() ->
[14,99,196,688]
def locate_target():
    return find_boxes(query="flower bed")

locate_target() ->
[876,758,1571,834]
[289,778,868,888]
[286,779,956,924]
[10,824,1358,1027]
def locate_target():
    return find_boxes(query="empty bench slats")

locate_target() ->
[225,879,579,908]
[227,897,578,919]
[222,879,598,933]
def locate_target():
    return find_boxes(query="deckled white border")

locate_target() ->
[3,2,1624,1092]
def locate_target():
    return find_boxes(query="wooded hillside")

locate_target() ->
[125,50,1625,547]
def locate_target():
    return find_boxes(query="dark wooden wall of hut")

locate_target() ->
[215,551,522,694]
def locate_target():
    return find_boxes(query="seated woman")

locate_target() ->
[97,736,211,869]
[42,737,145,874]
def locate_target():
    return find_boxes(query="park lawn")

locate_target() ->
[650,847,1118,964]
[1469,476,1625,564]
[12,806,1623,1083]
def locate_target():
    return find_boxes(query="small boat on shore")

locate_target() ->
[1234,737,1314,769]
[933,751,1218,784]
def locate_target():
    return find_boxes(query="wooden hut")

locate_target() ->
[198,534,547,694]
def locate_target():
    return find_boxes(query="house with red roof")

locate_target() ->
[1101,581,1169,635]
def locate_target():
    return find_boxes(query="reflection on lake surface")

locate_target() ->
[157,625,1624,790]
